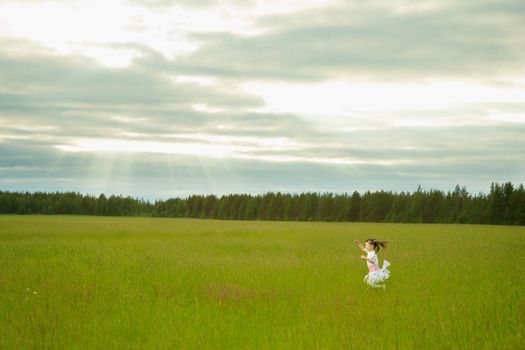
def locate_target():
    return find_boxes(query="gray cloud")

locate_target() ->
[0,48,262,109]
[1,39,306,141]
[160,0,525,82]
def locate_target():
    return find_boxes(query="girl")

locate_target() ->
[354,238,391,289]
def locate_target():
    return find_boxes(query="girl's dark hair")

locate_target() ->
[366,238,388,252]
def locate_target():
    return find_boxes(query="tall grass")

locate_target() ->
[0,215,523,349]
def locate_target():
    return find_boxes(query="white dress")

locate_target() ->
[363,250,391,288]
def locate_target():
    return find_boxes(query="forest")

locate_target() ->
[0,182,524,225]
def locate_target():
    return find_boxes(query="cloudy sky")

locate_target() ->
[1,0,524,199]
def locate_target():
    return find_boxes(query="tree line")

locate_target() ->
[1,182,524,225]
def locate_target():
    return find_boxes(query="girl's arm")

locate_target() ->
[353,239,367,252]
[360,255,376,264]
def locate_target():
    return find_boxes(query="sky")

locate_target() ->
[0,0,524,199]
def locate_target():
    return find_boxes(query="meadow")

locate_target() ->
[0,215,523,349]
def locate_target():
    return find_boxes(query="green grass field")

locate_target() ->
[0,215,523,349]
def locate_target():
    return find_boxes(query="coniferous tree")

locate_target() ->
[386,191,409,222]
[94,194,107,216]
[422,190,444,223]
[502,182,516,225]
[407,186,425,223]
[489,183,506,224]
[514,185,525,225]
[300,193,318,221]
[349,191,361,222]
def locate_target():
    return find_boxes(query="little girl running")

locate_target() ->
[354,238,391,289]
